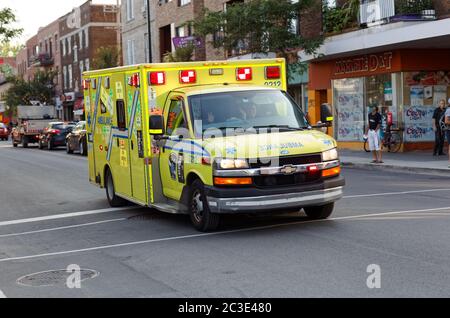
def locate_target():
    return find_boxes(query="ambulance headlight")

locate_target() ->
[322,148,339,162]
[216,159,249,170]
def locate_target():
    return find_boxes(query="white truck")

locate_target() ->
[11,105,57,148]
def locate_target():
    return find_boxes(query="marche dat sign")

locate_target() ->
[334,52,395,77]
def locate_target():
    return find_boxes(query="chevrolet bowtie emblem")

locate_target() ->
[280,165,297,175]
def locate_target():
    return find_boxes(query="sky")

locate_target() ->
[2,0,118,45]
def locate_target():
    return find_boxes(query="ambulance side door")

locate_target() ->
[160,95,190,201]
[126,75,147,204]
[108,73,132,198]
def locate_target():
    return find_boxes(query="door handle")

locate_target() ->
[131,140,134,150]
[117,138,120,147]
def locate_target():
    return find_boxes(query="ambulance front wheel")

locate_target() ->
[189,179,220,232]
[105,168,127,207]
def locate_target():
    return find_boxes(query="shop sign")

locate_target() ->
[334,52,393,76]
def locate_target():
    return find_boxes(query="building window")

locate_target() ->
[63,66,67,89]
[67,38,72,55]
[62,40,66,56]
[55,35,58,52]
[79,32,83,50]
[85,59,90,71]
[80,60,84,77]
[127,39,136,65]
[68,64,73,89]
[179,0,191,6]
[126,0,135,21]
[74,46,78,62]
[176,26,185,37]
[85,30,89,48]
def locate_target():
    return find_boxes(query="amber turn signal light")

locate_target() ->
[214,177,253,186]
[322,167,341,178]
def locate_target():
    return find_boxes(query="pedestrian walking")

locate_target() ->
[446,99,450,168]
[432,99,446,156]
[365,106,383,164]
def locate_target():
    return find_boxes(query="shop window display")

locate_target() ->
[403,71,450,142]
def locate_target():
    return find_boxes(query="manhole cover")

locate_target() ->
[17,269,99,287]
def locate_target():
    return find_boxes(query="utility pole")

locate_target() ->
[116,0,122,65]
[146,0,153,63]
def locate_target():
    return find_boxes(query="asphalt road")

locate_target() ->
[1,139,450,298]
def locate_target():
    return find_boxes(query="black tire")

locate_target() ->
[66,141,73,154]
[188,179,220,232]
[22,136,28,148]
[105,169,127,207]
[388,132,402,153]
[79,139,87,156]
[304,203,335,220]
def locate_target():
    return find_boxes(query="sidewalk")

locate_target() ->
[340,149,450,176]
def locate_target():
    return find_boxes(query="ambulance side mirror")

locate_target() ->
[320,104,334,127]
[149,115,165,136]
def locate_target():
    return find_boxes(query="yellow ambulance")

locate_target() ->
[83,59,345,232]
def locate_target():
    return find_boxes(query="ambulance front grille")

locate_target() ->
[249,154,322,169]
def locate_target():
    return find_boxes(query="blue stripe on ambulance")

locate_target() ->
[128,90,140,139]
[106,127,129,162]
[91,77,102,135]
[163,139,211,158]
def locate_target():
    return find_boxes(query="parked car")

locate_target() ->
[0,123,9,141]
[66,121,87,156]
[38,122,75,150]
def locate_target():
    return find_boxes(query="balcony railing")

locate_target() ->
[359,0,436,26]
[30,53,54,67]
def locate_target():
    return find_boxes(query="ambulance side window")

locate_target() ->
[116,100,126,131]
[166,99,187,136]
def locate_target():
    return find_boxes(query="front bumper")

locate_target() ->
[205,177,345,214]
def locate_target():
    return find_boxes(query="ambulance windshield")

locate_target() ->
[189,90,309,137]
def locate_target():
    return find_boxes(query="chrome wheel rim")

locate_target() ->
[191,190,204,223]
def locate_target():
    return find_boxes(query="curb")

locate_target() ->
[341,161,450,177]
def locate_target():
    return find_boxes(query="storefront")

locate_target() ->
[307,49,450,151]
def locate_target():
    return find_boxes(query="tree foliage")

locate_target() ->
[322,0,359,34]
[92,46,120,70]
[0,42,24,57]
[192,0,323,62]
[163,44,195,63]
[4,70,57,108]
[0,8,23,43]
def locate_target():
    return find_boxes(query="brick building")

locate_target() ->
[122,0,238,65]
[59,0,119,121]
[16,35,39,82]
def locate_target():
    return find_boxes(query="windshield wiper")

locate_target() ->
[253,125,305,131]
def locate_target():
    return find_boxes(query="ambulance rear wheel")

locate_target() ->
[189,179,220,232]
[105,169,127,207]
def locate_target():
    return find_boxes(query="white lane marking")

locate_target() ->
[0,207,138,228]
[0,289,6,298]
[0,218,126,238]
[1,206,450,263]
[343,188,450,199]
